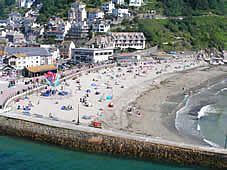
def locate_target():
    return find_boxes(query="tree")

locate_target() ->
[195,0,209,10]
[208,0,217,9]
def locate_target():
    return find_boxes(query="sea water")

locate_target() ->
[0,135,212,170]
[199,86,227,147]
[176,79,227,147]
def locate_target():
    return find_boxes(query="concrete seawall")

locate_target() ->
[0,116,226,169]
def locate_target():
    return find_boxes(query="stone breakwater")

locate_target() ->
[0,116,226,169]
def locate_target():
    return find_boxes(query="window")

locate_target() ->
[36,61,38,63]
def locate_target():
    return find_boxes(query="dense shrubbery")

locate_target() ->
[157,0,226,16]
[37,0,109,24]
[37,0,75,23]
[145,16,226,50]
[115,16,226,51]
[0,0,16,19]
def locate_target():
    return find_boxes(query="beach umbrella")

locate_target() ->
[100,96,105,100]
[106,96,112,100]
[24,106,30,111]
[108,102,114,107]
[95,91,100,95]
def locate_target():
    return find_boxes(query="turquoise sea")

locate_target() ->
[0,135,212,170]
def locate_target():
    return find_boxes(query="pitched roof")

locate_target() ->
[5,47,51,57]
[72,0,86,6]
[0,51,7,55]
[0,20,8,24]
[13,53,27,58]
[87,8,102,12]
[111,32,146,40]
[61,41,73,46]
[26,64,57,73]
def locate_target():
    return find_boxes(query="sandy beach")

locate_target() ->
[7,53,227,145]
[118,65,227,145]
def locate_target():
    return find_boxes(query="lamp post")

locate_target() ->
[225,134,227,149]
[76,104,80,125]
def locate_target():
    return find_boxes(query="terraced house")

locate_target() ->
[111,32,146,49]
[5,47,54,76]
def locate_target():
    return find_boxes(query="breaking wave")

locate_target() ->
[175,79,227,147]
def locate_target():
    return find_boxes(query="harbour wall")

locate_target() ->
[0,116,226,169]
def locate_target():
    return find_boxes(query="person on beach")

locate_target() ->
[49,113,53,118]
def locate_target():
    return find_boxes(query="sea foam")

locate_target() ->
[197,105,216,119]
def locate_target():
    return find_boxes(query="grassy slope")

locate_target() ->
[134,16,227,51]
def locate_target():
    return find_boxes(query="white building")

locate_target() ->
[129,0,143,7]
[102,1,115,13]
[6,31,26,46]
[223,51,227,64]
[86,35,115,49]
[59,41,75,59]
[87,9,104,23]
[18,0,35,8]
[0,30,7,38]
[68,1,87,22]
[92,23,110,33]
[68,21,90,38]
[112,0,124,5]
[71,48,114,64]
[111,32,146,49]
[112,8,130,17]
[5,47,53,71]
[0,20,8,27]
[40,45,61,62]
[45,30,65,41]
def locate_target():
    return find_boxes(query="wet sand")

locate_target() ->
[104,65,227,145]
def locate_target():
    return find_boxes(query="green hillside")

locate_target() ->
[36,0,227,24]
[0,0,16,19]
[37,0,109,24]
[113,16,227,51]
[156,0,226,16]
